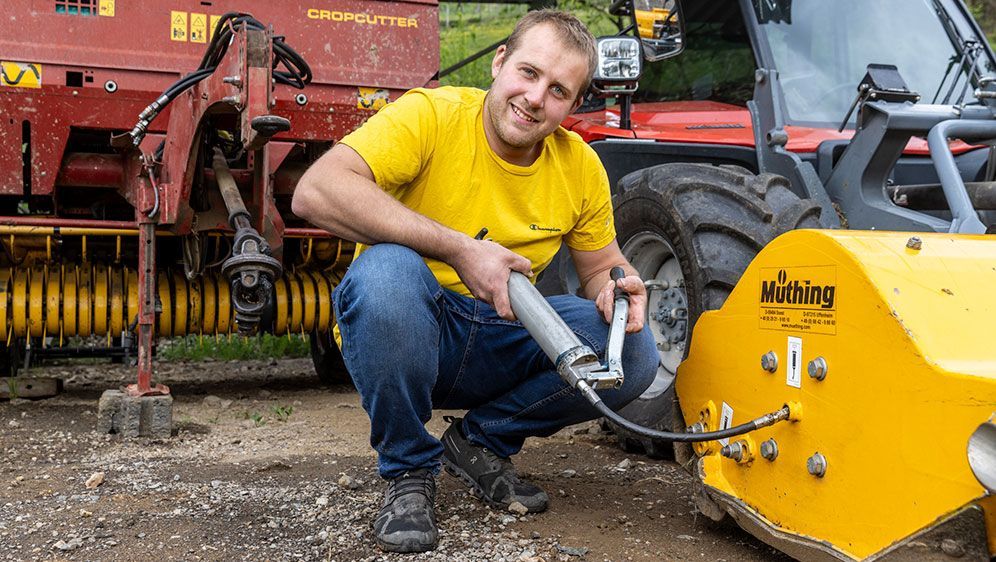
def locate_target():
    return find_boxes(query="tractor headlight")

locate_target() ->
[594,37,642,83]
[968,420,996,494]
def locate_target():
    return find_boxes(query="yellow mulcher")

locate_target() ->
[510,229,996,560]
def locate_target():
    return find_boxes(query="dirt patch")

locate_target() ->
[0,358,788,561]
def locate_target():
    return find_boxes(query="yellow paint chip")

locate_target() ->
[357,87,390,111]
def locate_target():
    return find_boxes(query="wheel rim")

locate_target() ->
[621,231,688,400]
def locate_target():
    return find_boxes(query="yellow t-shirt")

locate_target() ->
[339,86,615,296]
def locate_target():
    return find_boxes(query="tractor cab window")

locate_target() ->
[755,0,996,126]
[633,0,756,106]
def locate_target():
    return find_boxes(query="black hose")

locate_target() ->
[591,395,790,443]
[127,12,311,145]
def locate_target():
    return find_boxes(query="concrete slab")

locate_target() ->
[0,377,62,399]
[97,389,173,438]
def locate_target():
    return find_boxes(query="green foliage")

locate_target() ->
[247,411,266,427]
[439,2,624,90]
[964,0,996,49]
[158,334,309,362]
[270,404,294,422]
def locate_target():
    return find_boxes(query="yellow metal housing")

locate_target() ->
[677,230,996,559]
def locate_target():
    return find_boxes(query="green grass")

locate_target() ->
[158,334,310,362]
[439,2,624,90]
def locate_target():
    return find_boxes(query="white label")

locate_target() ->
[718,402,734,446]
[787,336,802,388]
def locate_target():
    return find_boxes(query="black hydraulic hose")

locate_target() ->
[590,396,790,442]
[126,12,311,146]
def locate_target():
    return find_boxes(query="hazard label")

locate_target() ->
[210,15,222,40]
[170,11,188,42]
[98,0,114,17]
[718,402,734,446]
[190,13,207,43]
[0,62,42,89]
[786,336,802,388]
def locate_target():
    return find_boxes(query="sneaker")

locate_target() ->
[372,469,438,553]
[441,416,549,513]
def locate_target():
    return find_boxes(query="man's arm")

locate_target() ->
[291,143,532,319]
[569,240,647,333]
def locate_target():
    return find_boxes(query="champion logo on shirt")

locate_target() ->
[529,224,561,233]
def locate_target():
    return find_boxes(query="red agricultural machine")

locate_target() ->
[0,0,437,396]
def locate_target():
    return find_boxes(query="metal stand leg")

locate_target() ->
[126,222,168,397]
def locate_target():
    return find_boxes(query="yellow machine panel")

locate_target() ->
[677,230,996,560]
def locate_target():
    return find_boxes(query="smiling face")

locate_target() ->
[483,23,590,166]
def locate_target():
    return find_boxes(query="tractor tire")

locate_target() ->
[309,328,353,386]
[609,163,824,465]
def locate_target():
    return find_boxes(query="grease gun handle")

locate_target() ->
[610,266,627,301]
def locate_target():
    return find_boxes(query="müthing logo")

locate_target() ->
[760,269,835,309]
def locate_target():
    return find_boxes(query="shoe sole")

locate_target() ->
[375,537,437,554]
[441,456,547,514]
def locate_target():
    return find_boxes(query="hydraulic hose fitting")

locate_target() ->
[720,436,755,464]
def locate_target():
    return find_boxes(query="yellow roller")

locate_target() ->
[202,275,216,334]
[28,266,44,337]
[12,268,27,337]
[0,263,341,338]
[78,265,92,337]
[216,277,231,334]
[126,269,138,331]
[172,272,188,337]
[63,268,77,336]
[274,277,288,335]
[110,267,123,336]
[288,273,302,333]
[300,272,317,334]
[46,266,60,335]
[310,270,331,332]
[93,264,108,336]
[0,269,11,340]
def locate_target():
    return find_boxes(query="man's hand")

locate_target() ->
[595,275,647,333]
[451,238,532,320]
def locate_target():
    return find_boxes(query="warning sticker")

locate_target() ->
[98,0,114,17]
[759,265,837,335]
[190,13,208,43]
[786,336,802,388]
[0,62,42,89]
[357,87,390,110]
[170,11,188,42]
[718,402,734,446]
[210,15,222,41]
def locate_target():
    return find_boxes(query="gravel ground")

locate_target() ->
[0,358,789,561]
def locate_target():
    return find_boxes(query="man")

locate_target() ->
[292,10,658,553]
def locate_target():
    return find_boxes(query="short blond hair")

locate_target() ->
[503,10,597,99]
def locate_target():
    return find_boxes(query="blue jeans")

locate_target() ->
[333,244,659,479]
